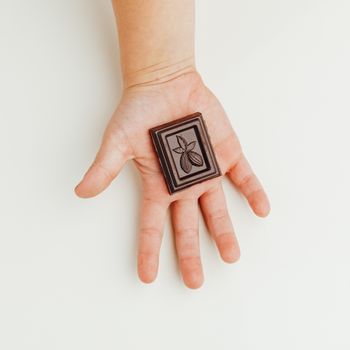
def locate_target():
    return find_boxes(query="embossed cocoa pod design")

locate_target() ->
[180,152,192,173]
[187,150,204,166]
[172,134,204,173]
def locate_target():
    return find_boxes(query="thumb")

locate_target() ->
[75,121,132,198]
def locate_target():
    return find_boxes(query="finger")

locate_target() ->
[75,121,132,198]
[138,196,168,284]
[171,198,203,289]
[199,184,240,263]
[227,154,270,217]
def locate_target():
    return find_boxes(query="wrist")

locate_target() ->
[122,56,196,90]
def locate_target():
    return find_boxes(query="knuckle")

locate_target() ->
[208,208,228,221]
[179,255,201,266]
[176,227,197,238]
[238,173,255,188]
[138,251,158,261]
[107,121,133,158]
[216,231,234,241]
[247,188,263,199]
[93,161,115,182]
[139,227,162,239]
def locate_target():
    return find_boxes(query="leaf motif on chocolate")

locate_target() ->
[176,135,187,150]
[186,141,196,151]
[173,147,184,154]
[188,151,204,166]
[180,152,192,173]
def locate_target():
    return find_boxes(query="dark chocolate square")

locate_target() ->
[149,112,221,194]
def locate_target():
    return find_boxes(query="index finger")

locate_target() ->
[227,155,270,217]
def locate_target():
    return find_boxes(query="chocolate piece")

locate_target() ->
[149,112,221,194]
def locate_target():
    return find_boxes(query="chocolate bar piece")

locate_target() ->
[149,112,221,194]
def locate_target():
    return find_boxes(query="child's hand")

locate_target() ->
[75,71,270,289]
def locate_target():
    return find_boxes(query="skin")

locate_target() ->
[75,0,270,289]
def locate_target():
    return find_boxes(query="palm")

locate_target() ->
[75,71,270,288]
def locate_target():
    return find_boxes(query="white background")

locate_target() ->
[0,0,349,349]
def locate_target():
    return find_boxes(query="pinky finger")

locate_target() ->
[138,197,168,284]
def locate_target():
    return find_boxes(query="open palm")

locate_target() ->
[75,71,270,289]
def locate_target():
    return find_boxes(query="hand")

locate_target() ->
[75,71,270,289]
